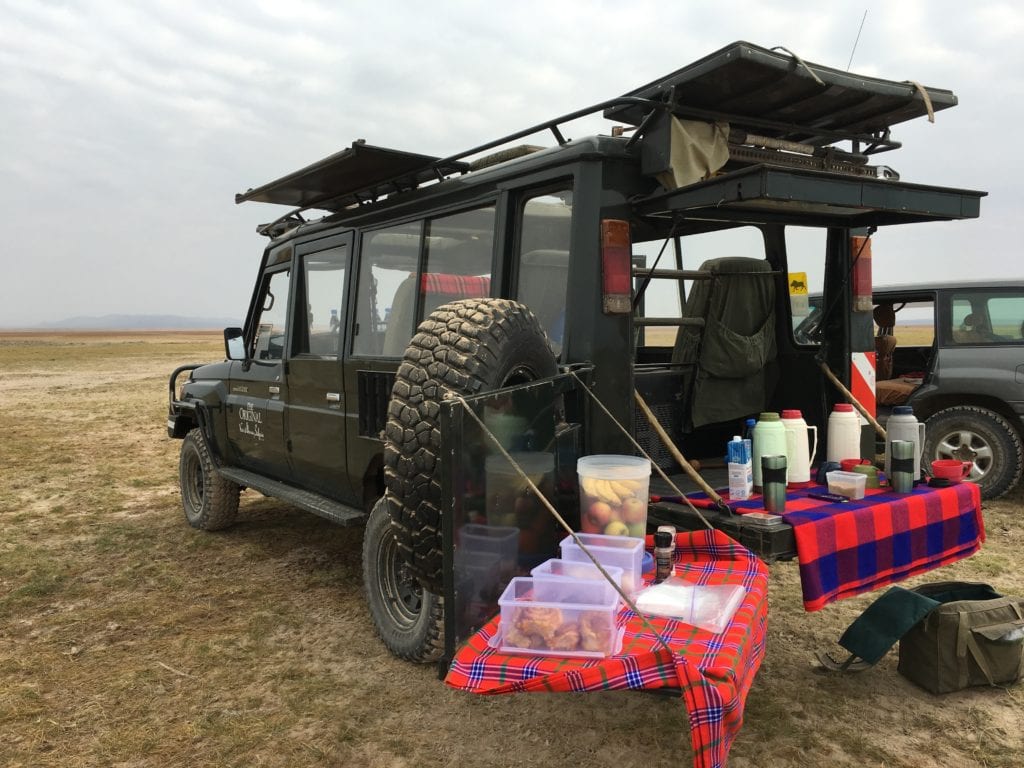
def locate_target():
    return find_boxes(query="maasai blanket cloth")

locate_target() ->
[691,481,984,611]
[445,528,769,768]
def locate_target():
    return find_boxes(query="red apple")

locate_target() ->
[620,496,646,524]
[585,500,612,530]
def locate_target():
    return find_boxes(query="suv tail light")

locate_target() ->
[851,235,873,312]
[601,219,632,314]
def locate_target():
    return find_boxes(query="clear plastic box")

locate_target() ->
[633,578,746,634]
[577,454,651,538]
[826,470,867,499]
[530,558,624,603]
[559,532,644,595]
[496,576,621,658]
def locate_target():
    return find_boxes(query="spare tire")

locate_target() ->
[383,299,557,592]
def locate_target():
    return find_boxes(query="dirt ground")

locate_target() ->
[1,331,1021,768]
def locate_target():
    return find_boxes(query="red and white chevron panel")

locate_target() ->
[850,351,876,421]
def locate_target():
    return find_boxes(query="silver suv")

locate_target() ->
[800,281,1023,498]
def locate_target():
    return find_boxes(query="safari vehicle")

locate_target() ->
[167,42,985,665]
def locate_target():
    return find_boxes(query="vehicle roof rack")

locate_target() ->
[605,41,955,152]
[237,41,958,219]
[236,140,471,213]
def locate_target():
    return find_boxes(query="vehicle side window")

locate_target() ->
[295,245,348,358]
[516,187,572,356]
[988,295,1024,341]
[419,206,495,327]
[251,268,291,361]
[354,206,497,358]
[352,222,422,356]
[951,293,1024,344]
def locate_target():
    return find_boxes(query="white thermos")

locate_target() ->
[781,409,818,484]
[826,403,861,463]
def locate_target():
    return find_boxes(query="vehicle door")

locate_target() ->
[225,254,292,478]
[939,289,1024,400]
[284,233,354,500]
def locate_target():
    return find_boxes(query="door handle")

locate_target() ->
[326,392,341,403]
[269,385,281,395]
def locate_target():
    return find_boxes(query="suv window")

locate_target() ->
[251,268,291,361]
[517,187,572,355]
[353,222,422,357]
[950,291,1024,344]
[354,206,496,357]
[636,225,767,348]
[295,245,348,358]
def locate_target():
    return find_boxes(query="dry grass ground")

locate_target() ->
[1,332,1021,767]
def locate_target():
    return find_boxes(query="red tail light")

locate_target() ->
[601,219,632,314]
[851,235,873,313]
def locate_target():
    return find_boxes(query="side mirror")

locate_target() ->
[224,327,246,361]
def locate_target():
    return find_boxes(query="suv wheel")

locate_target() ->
[383,298,557,592]
[363,497,444,662]
[179,428,240,530]
[923,406,1024,499]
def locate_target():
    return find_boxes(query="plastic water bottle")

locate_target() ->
[885,405,926,480]
[826,403,861,464]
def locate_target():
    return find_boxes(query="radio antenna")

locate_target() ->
[847,10,868,70]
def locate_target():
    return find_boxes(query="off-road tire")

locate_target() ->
[383,298,557,592]
[923,406,1024,499]
[363,498,445,662]
[179,428,240,530]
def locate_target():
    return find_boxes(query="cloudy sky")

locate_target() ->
[2,0,1020,328]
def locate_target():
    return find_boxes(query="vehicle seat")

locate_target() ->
[671,256,777,428]
[518,249,570,351]
[873,303,897,381]
[381,272,491,356]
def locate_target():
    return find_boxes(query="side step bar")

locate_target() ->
[218,467,367,527]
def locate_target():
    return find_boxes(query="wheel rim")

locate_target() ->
[375,527,423,628]
[182,448,206,514]
[935,429,992,482]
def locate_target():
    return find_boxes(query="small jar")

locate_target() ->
[654,530,674,583]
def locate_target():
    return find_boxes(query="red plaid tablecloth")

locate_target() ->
[445,529,769,768]
[691,481,985,611]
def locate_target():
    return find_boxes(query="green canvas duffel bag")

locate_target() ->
[898,581,1024,694]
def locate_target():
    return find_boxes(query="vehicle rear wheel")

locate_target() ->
[363,497,444,662]
[179,428,240,530]
[923,406,1024,499]
[383,298,557,592]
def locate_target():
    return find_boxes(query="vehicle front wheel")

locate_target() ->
[363,498,445,663]
[179,428,240,530]
[923,406,1024,499]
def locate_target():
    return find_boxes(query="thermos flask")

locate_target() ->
[761,454,787,513]
[890,440,915,493]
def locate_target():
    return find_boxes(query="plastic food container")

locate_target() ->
[485,452,555,527]
[559,532,645,595]
[530,558,624,603]
[577,454,651,538]
[826,470,867,500]
[496,577,622,658]
[634,578,747,634]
